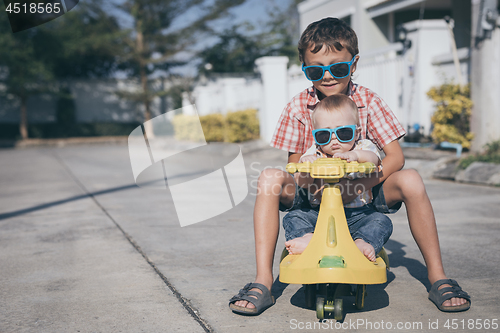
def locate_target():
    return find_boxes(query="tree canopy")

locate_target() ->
[113,0,247,136]
[0,0,124,139]
[197,0,301,75]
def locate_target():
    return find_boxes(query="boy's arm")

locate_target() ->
[288,152,301,163]
[339,140,405,203]
[288,152,317,188]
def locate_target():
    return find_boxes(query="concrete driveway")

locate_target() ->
[1,142,499,332]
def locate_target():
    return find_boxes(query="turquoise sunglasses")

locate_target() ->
[312,125,357,145]
[302,55,358,81]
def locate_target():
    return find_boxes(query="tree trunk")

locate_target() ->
[19,96,28,140]
[136,26,154,139]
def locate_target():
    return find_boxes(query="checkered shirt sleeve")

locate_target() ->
[352,84,406,150]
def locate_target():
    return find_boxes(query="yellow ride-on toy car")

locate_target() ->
[280,158,389,320]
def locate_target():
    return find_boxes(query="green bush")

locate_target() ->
[172,109,260,143]
[225,109,260,142]
[458,139,500,169]
[171,114,205,142]
[200,113,225,142]
[427,83,473,149]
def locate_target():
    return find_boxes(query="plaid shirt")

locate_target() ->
[270,82,406,153]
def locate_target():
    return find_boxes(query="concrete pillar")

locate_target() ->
[255,56,289,144]
[470,0,500,152]
[353,0,364,52]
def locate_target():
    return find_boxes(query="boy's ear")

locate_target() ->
[351,55,360,74]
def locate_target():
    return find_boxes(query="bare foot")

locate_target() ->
[285,233,313,255]
[354,239,376,262]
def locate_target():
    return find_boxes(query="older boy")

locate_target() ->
[229,17,470,315]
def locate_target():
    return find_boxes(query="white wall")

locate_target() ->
[470,13,500,151]
[431,47,470,84]
[298,0,355,32]
[255,57,290,144]
[185,60,311,144]
[355,56,407,127]
[403,20,452,134]
[189,77,262,116]
[287,64,312,99]
[352,20,467,136]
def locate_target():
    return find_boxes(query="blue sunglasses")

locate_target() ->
[312,125,357,145]
[302,55,358,81]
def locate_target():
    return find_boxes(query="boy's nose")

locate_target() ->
[323,70,334,80]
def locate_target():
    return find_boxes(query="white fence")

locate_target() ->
[188,77,263,116]
[186,58,311,142]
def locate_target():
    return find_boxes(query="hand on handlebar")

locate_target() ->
[299,154,318,163]
[333,151,359,162]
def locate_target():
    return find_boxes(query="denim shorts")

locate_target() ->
[370,182,403,214]
[282,204,393,254]
[280,180,397,254]
[279,180,403,214]
[278,180,317,212]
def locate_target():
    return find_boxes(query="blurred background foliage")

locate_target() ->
[458,139,500,169]
[428,83,474,149]
[0,0,300,140]
[173,109,259,143]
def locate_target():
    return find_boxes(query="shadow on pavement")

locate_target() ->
[0,182,140,221]
[385,239,430,290]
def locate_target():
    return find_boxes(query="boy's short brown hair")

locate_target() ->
[313,94,359,127]
[298,17,359,63]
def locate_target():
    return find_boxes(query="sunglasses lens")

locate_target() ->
[330,63,350,78]
[314,130,331,145]
[336,127,354,141]
[305,67,324,81]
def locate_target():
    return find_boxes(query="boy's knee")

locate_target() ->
[373,213,393,234]
[257,168,292,196]
[394,169,425,198]
[259,168,286,181]
[258,168,287,187]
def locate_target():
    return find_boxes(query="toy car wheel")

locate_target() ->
[334,298,343,321]
[304,284,316,309]
[355,284,366,310]
[316,296,325,320]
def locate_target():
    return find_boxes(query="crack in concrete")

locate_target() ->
[53,151,215,333]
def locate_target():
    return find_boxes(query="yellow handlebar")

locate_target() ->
[286,158,376,181]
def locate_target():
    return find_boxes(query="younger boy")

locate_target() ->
[283,94,392,262]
